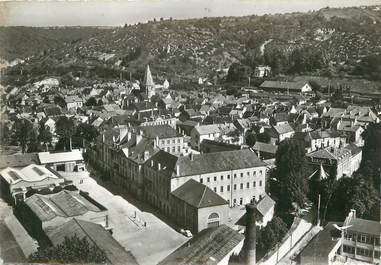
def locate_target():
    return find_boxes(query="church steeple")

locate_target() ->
[144,64,155,98]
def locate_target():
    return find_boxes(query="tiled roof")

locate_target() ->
[253,142,278,154]
[46,219,139,265]
[172,179,227,208]
[347,218,380,236]
[139,125,180,138]
[273,123,294,135]
[194,124,220,135]
[25,190,104,222]
[158,225,244,265]
[176,149,266,177]
[306,147,351,161]
[0,153,39,170]
[256,194,275,216]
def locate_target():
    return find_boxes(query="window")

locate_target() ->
[253,171,256,176]
[233,198,237,204]
[214,176,217,181]
[234,174,237,178]
[177,139,180,143]
[207,213,220,228]
[239,198,243,205]
[220,186,223,192]
[200,178,203,184]
[167,140,170,144]
[253,181,256,187]
[221,175,224,180]
[240,183,243,189]
[213,187,217,192]
[227,174,230,179]
[240,173,243,177]
[234,184,237,190]
[259,170,263,175]
[207,177,210,182]
[259,180,262,186]
[247,182,250,188]
[161,140,165,145]
[172,147,175,153]
[247,172,250,176]
[177,146,181,152]
[227,185,230,191]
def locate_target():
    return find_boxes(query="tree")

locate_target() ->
[29,234,107,263]
[73,123,99,148]
[258,216,288,251]
[13,119,36,153]
[275,139,309,209]
[54,95,66,108]
[85,96,97,107]
[245,131,257,147]
[38,124,52,150]
[55,116,75,151]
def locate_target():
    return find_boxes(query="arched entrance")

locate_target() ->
[207,212,220,228]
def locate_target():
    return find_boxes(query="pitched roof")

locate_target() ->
[25,190,104,222]
[172,179,227,208]
[273,123,294,135]
[347,217,380,236]
[139,125,180,139]
[306,147,351,161]
[0,153,39,170]
[38,149,84,164]
[144,65,155,87]
[158,225,244,265]
[46,219,138,265]
[176,149,266,177]
[256,194,275,216]
[344,143,362,156]
[253,142,278,154]
[1,164,62,185]
[194,124,220,135]
[260,81,308,91]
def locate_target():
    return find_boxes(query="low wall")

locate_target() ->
[5,214,38,257]
[258,217,312,265]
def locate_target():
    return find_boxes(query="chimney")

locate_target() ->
[241,203,257,265]
[158,162,161,170]
[176,164,180,176]
[102,133,105,143]
[189,152,193,161]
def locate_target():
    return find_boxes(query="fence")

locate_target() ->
[257,217,313,265]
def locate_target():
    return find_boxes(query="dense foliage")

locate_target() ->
[29,234,107,263]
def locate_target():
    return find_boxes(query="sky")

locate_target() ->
[0,0,380,27]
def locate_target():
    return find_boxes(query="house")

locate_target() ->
[259,81,313,94]
[306,144,362,179]
[255,194,275,227]
[254,66,271,78]
[340,209,380,264]
[299,222,342,265]
[158,225,244,265]
[38,149,86,172]
[171,179,229,233]
[45,219,138,265]
[177,120,199,136]
[64,95,83,111]
[190,124,221,150]
[0,164,68,204]
[294,130,346,153]
[267,123,295,144]
[41,117,56,135]
[252,141,278,160]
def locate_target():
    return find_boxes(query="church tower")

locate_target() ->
[144,64,155,99]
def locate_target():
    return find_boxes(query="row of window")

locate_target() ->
[200,171,264,183]
[161,138,181,145]
[343,245,381,259]
[210,181,263,193]
[345,233,380,245]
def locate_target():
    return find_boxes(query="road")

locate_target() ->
[80,172,188,265]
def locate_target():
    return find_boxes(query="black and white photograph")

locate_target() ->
[0,0,380,264]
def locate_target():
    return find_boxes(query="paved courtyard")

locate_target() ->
[80,176,188,265]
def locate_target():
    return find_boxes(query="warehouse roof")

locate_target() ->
[158,225,244,265]
[25,190,104,222]
[38,149,84,164]
[46,219,138,265]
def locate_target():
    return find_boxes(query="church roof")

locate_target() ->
[144,65,155,87]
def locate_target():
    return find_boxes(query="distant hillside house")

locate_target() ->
[254,66,271,78]
[260,81,313,94]
[64,95,83,111]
